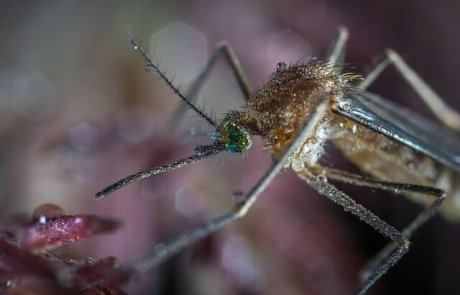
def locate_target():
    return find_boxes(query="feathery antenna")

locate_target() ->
[128,35,218,128]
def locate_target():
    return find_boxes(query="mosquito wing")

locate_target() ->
[333,90,460,172]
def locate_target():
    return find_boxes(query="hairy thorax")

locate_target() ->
[233,62,360,159]
[228,61,460,220]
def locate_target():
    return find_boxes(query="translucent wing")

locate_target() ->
[333,90,460,172]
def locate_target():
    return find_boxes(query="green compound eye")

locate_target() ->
[222,120,252,154]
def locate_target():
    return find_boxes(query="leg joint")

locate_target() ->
[215,40,230,51]
[384,48,400,62]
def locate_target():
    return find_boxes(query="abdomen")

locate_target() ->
[330,114,460,221]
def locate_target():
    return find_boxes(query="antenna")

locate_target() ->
[128,35,218,128]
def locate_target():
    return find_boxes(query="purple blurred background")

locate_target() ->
[0,0,459,294]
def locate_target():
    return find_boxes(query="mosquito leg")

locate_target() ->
[315,166,445,200]
[359,49,460,130]
[170,41,251,128]
[359,190,445,283]
[297,169,411,295]
[325,26,349,66]
[318,166,445,237]
[311,166,446,286]
[213,41,252,101]
[128,98,330,274]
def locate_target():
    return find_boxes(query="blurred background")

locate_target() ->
[1,0,459,294]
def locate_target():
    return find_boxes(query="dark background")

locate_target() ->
[0,1,459,294]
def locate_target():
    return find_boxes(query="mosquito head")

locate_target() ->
[219,115,252,154]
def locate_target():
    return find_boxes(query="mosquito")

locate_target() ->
[95,27,460,294]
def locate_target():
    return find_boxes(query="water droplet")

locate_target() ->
[339,122,344,128]
[394,188,401,194]
[276,62,287,71]
[351,124,357,134]
[231,191,246,204]
[337,100,350,110]
[33,203,65,219]
[291,160,305,172]
[85,257,96,265]
[317,175,328,183]
[145,64,155,72]
[133,45,139,50]
[38,215,47,225]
